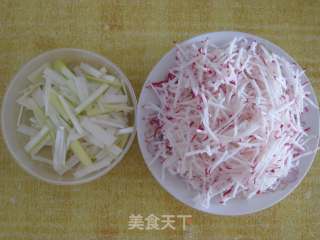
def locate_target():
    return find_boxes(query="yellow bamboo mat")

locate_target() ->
[0,0,319,239]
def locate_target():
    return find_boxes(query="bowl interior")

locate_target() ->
[2,48,137,185]
[137,31,320,215]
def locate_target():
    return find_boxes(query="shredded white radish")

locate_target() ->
[16,60,134,178]
[145,37,318,206]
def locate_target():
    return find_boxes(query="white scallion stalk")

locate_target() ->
[81,117,116,147]
[32,155,52,165]
[43,67,67,86]
[17,106,24,127]
[86,104,133,116]
[49,89,69,120]
[16,60,133,177]
[86,75,122,89]
[67,129,85,147]
[56,155,80,176]
[24,126,50,152]
[111,112,128,125]
[53,60,75,81]
[70,140,92,166]
[80,63,103,78]
[75,84,109,114]
[85,134,105,148]
[73,66,90,102]
[16,96,36,110]
[32,88,44,107]
[53,60,78,96]
[90,116,125,128]
[75,76,89,102]
[96,149,108,161]
[17,124,38,137]
[44,72,52,115]
[58,95,84,134]
[101,74,117,82]
[53,127,67,173]
[117,127,134,135]
[30,134,51,156]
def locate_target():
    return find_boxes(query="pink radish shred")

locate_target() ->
[144,37,318,207]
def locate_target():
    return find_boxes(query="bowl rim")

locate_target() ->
[136,31,320,215]
[1,48,137,185]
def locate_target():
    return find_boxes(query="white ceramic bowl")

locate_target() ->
[2,48,137,185]
[137,31,320,215]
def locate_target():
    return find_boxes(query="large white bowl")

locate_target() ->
[1,48,137,185]
[137,31,320,215]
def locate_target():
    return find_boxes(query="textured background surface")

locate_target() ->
[0,0,320,239]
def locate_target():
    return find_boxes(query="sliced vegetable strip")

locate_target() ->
[17,60,134,177]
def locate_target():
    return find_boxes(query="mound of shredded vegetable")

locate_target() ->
[17,60,134,178]
[144,37,318,207]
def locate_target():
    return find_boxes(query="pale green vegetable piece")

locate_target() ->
[24,126,50,153]
[80,63,103,78]
[75,84,109,114]
[49,89,69,119]
[81,117,116,147]
[86,104,133,116]
[31,154,52,165]
[43,67,67,86]
[56,155,80,176]
[70,140,92,166]
[117,127,134,135]
[17,105,24,127]
[85,74,122,89]
[53,127,67,173]
[58,95,84,134]
[30,134,51,156]
[53,60,78,96]
[53,60,75,80]
[31,99,56,139]
[17,124,38,137]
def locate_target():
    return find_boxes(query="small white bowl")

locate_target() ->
[2,48,137,185]
[137,31,320,215]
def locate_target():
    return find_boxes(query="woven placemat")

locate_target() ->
[0,1,319,239]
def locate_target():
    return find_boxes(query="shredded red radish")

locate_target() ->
[144,37,318,207]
